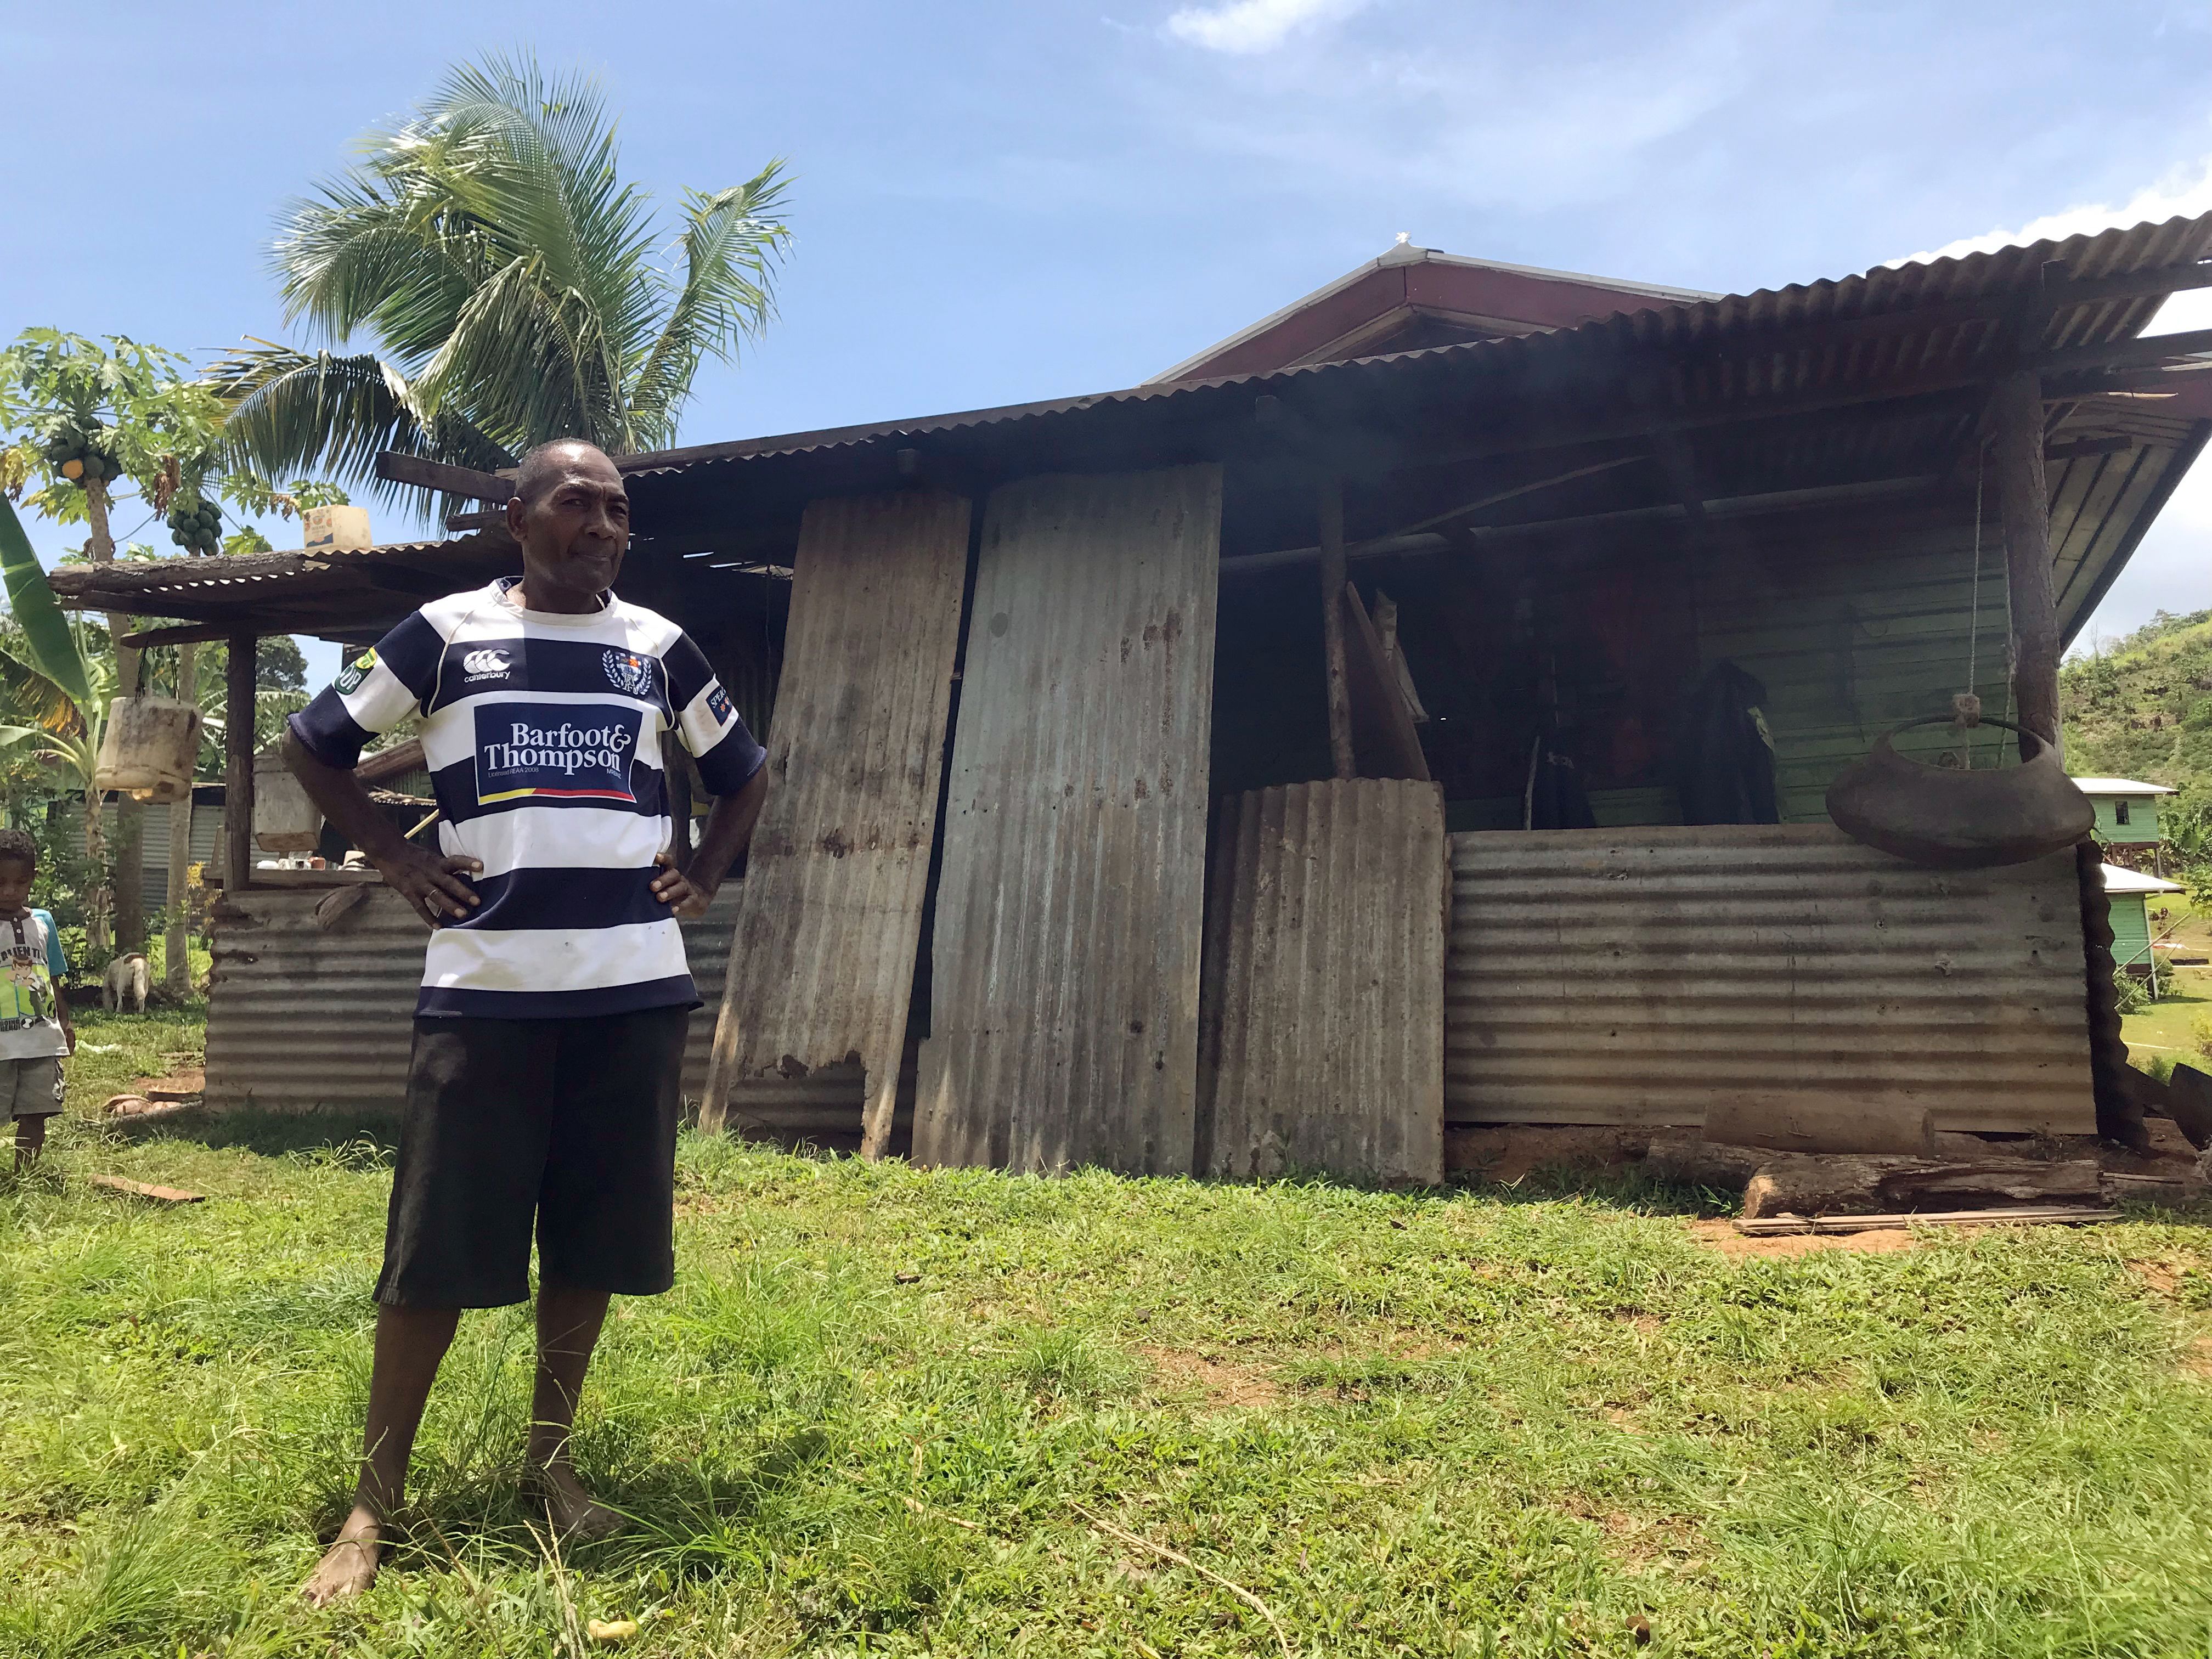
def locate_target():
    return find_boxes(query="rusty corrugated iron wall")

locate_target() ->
[914,466,1222,1176]
[206,884,745,1114]
[1444,825,2095,1135]
[702,490,970,1151]
[1197,779,1447,1184]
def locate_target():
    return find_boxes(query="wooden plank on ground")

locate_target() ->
[1736,1206,2117,1235]
[89,1174,206,1204]
[702,489,970,1156]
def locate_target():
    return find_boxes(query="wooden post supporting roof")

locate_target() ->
[1990,370,2062,758]
[224,635,256,890]
[1318,478,1356,779]
[164,645,198,997]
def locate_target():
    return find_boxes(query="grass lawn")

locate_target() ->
[4,1012,2212,1656]
[2122,896,2212,1066]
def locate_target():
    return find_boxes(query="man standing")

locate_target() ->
[287,439,769,1605]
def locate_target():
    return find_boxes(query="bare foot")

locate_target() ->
[523,1457,622,1541]
[302,1510,382,1605]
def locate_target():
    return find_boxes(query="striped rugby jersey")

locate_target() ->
[289,577,766,1018]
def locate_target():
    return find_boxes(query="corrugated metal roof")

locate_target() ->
[701,489,969,1154]
[1146,240,1722,384]
[2072,777,2177,795]
[616,213,2212,482]
[1444,826,2096,1135]
[48,213,2212,641]
[2100,862,2183,895]
[913,465,1222,1175]
[1196,778,1447,1184]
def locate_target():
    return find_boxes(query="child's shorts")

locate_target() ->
[0,1055,64,1120]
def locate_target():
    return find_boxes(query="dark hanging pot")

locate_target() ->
[1825,717,2092,870]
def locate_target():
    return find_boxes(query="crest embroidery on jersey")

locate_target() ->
[602,650,654,698]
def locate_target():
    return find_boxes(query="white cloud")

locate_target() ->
[1882,156,2212,643]
[1163,0,1368,54]
[1888,154,2212,335]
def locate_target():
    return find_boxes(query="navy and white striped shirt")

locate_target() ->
[289,577,766,1018]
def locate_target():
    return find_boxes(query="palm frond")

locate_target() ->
[630,160,793,444]
[211,342,513,514]
[241,48,792,478]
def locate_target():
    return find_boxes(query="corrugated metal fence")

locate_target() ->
[49,798,224,908]
[206,884,746,1115]
[915,466,1223,1176]
[1198,779,1447,1184]
[1444,825,2096,1135]
[704,490,969,1151]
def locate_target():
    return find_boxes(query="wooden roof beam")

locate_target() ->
[374,453,512,503]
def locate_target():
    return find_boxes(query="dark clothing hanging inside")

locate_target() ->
[1676,661,1781,826]
[1525,740,1596,830]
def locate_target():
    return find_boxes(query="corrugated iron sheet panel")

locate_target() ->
[53,800,223,907]
[1197,780,1447,1184]
[205,884,748,1114]
[703,489,969,1149]
[914,466,1223,1175]
[1444,826,2095,1134]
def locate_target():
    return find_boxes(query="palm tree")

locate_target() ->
[215,52,792,517]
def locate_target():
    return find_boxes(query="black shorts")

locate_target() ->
[375,1006,689,1308]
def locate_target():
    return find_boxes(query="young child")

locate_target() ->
[0,830,74,1168]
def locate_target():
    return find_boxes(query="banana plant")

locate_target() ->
[0,494,119,951]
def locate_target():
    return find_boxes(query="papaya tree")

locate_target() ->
[0,332,234,952]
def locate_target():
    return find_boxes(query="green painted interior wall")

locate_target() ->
[1695,505,2016,825]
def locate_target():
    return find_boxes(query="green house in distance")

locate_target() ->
[2100,862,2185,991]
[2073,777,2175,847]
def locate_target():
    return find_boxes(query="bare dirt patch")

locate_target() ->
[1139,1346,1280,1409]
[1552,1492,1701,1569]
[1685,1218,1918,1259]
[2133,1260,2185,1298]
[2183,1335,2212,1382]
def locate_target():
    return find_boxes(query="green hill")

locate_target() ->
[2062,608,2212,795]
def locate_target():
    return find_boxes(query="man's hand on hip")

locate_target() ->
[649,851,714,919]
[376,843,484,927]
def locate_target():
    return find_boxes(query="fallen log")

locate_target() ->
[1701,1097,1934,1156]
[1644,1136,1768,1189]
[2100,1169,2210,1208]
[1740,1154,2102,1220]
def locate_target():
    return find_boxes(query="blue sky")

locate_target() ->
[8,0,2212,681]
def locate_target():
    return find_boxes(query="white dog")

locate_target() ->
[102,952,149,1014]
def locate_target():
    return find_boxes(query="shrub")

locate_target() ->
[2113,970,2151,1015]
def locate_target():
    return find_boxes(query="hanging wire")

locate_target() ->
[1967,445,1984,703]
